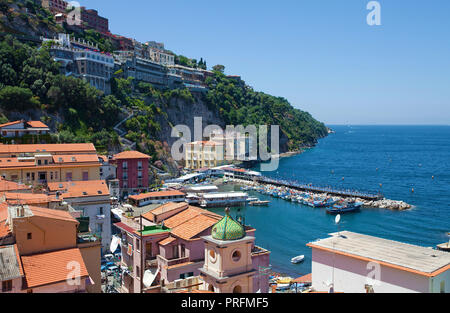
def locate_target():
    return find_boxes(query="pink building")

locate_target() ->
[307,231,450,293]
[114,204,270,293]
[111,151,151,198]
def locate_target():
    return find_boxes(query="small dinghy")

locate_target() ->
[291,255,305,264]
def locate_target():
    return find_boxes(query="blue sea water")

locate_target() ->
[209,125,450,277]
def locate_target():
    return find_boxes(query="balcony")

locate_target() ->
[157,255,190,269]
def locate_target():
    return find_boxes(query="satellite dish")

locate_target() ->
[335,214,341,224]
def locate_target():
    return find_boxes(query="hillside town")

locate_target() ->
[0,0,449,296]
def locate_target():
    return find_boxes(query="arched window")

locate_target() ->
[232,285,242,293]
[208,284,215,292]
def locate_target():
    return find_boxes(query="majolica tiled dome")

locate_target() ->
[211,208,245,241]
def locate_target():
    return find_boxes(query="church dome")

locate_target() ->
[211,208,245,241]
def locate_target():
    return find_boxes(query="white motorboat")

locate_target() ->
[291,255,305,264]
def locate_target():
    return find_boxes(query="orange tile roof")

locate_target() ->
[4,192,51,205]
[47,180,109,198]
[0,158,35,168]
[25,121,49,129]
[113,150,151,160]
[292,273,312,284]
[0,120,22,128]
[21,248,89,288]
[164,206,221,229]
[0,143,96,154]
[0,178,30,192]
[29,206,79,223]
[129,190,185,201]
[142,202,188,220]
[170,213,221,240]
[52,154,100,164]
[159,236,176,246]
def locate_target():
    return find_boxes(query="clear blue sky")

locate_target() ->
[78,0,450,125]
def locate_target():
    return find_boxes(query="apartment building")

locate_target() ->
[0,203,101,293]
[80,8,109,34]
[113,51,168,87]
[111,151,151,197]
[47,180,112,252]
[167,64,211,92]
[184,141,225,169]
[307,231,450,293]
[0,143,100,186]
[45,33,114,94]
[42,0,67,14]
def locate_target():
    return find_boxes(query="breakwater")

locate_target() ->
[226,177,412,210]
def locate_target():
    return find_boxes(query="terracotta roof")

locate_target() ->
[29,206,78,223]
[113,150,151,160]
[47,180,109,198]
[159,236,176,246]
[292,273,312,284]
[0,178,31,192]
[4,192,51,205]
[164,206,221,229]
[25,121,49,129]
[52,154,100,164]
[114,222,136,235]
[0,120,22,128]
[21,248,89,288]
[129,190,185,201]
[0,143,96,154]
[142,202,188,220]
[170,213,221,240]
[0,158,35,168]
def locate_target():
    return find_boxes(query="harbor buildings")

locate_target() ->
[184,141,225,170]
[47,180,112,252]
[0,203,101,293]
[307,231,450,293]
[0,143,101,186]
[128,190,186,207]
[111,151,151,198]
[0,121,50,138]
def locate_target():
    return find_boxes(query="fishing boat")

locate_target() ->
[249,200,270,206]
[326,201,363,214]
[291,255,305,264]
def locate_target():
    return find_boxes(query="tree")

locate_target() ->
[212,64,225,73]
[0,86,40,111]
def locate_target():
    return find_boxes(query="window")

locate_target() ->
[27,233,32,240]
[441,281,445,293]
[136,266,140,279]
[232,250,241,262]
[136,238,141,251]
[2,280,12,292]
[82,171,89,181]
[97,224,103,233]
[98,207,103,215]
[122,162,128,169]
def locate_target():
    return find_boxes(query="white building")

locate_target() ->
[98,156,116,181]
[307,231,450,293]
[0,121,50,138]
[47,180,112,253]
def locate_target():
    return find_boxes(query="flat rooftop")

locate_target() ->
[308,231,450,276]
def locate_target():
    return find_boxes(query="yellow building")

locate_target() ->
[0,144,101,186]
[184,141,225,169]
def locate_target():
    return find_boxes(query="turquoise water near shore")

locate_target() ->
[208,125,450,278]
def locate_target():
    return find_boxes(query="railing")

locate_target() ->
[157,255,189,268]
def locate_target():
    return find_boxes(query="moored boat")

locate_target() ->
[291,255,305,264]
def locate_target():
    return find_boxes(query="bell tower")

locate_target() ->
[199,208,256,293]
